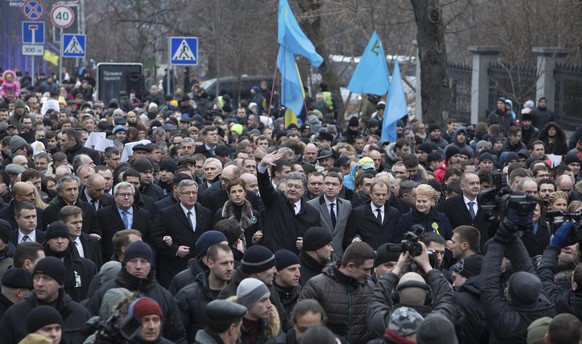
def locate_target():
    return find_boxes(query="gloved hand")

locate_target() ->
[550,221,574,248]
[494,218,516,245]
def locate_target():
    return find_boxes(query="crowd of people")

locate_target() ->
[1,67,582,344]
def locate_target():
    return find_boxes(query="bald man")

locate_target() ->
[0,182,45,230]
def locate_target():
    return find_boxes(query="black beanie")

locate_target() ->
[2,268,33,289]
[374,243,402,268]
[27,305,63,333]
[0,219,11,245]
[275,249,300,271]
[445,145,462,162]
[132,158,153,172]
[159,160,177,173]
[302,227,333,251]
[507,271,541,305]
[241,245,275,274]
[122,241,154,267]
[33,257,66,285]
[427,124,440,133]
[45,221,70,241]
[348,117,359,127]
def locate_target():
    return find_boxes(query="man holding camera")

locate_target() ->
[367,240,457,340]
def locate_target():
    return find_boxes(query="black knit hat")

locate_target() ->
[374,243,402,268]
[507,271,541,305]
[427,124,440,133]
[33,257,66,285]
[45,221,70,241]
[241,245,275,274]
[159,159,177,173]
[302,226,333,251]
[445,146,461,162]
[122,241,154,267]
[275,249,300,271]
[132,158,153,172]
[27,305,63,333]
[2,268,33,289]
[0,219,11,245]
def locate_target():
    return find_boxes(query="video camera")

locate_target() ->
[547,210,582,242]
[82,310,142,344]
[398,224,438,269]
[477,172,536,230]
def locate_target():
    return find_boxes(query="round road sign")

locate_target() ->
[23,0,44,20]
[50,5,74,29]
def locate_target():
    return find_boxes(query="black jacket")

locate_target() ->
[299,250,327,286]
[86,269,187,344]
[480,237,556,344]
[0,289,91,344]
[168,256,207,296]
[367,269,457,339]
[0,200,45,231]
[175,270,220,343]
[44,198,101,236]
[520,219,551,257]
[455,277,488,344]
[140,182,164,202]
[97,205,151,261]
[257,169,320,253]
[64,142,101,165]
[344,202,400,250]
[538,246,582,321]
[274,282,301,330]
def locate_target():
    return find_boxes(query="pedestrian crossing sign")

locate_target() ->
[170,37,198,65]
[62,34,85,58]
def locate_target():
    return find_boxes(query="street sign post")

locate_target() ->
[62,34,85,58]
[22,45,44,56]
[22,21,45,44]
[22,0,43,20]
[50,4,74,29]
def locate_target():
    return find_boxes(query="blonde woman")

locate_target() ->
[393,184,453,242]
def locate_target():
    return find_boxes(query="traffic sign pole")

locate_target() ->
[59,28,63,84]
[167,38,171,97]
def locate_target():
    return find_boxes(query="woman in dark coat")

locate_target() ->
[393,184,453,243]
[215,179,262,248]
[538,121,568,155]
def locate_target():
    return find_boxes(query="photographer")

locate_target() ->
[537,221,582,321]
[367,241,456,339]
[480,203,556,343]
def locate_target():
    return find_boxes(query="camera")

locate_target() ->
[546,210,582,243]
[82,310,141,343]
[400,224,425,257]
[477,172,536,230]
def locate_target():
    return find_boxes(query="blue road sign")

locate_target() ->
[23,0,44,20]
[62,34,85,58]
[170,37,198,65]
[22,21,45,44]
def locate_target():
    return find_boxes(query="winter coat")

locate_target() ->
[86,268,187,344]
[424,135,448,150]
[299,250,328,286]
[234,295,281,344]
[274,282,301,329]
[195,330,224,344]
[298,263,374,344]
[487,109,513,136]
[444,127,474,159]
[0,289,90,344]
[367,269,457,339]
[433,160,448,183]
[480,237,556,344]
[175,271,220,343]
[215,200,262,248]
[538,246,582,321]
[393,207,453,243]
[455,277,488,344]
[63,142,102,166]
[168,256,206,295]
[0,70,20,97]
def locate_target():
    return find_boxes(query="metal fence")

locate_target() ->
[554,63,582,130]
[487,63,537,115]
[449,62,472,124]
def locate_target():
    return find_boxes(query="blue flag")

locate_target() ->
[381,59,408,142]
[277,46,305,118]
[347,31,390,96]
[278,0,323,68]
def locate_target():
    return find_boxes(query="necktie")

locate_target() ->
[209,148,215,156]
[468,201,476,220]
[376,209,382,224]
[91,199,98,210]
[22,235,30,243]
[330,203,337,228]
[121,211,129,229]
[187,211,194,230]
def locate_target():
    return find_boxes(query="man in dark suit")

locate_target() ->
[343,180,400,250]
[97,182,151,262]
[79,174,114,210]
[150,179,213,288]
[444,171,491,249]
[194,126,220,158]
[198,158,222,194]
[44,175,101,237]
[59,205,103,269]
[61,128,101,165]
[151,173,192,220]
[10,202,45,246]
[0,182,45,231]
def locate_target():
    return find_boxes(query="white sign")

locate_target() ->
[50,5,74,28]
[22,44,44,56]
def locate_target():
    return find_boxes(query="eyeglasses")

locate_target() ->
[115,193,133,198]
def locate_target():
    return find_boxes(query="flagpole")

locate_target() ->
[268,63,278,116]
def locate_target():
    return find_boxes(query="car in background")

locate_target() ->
[200,75,273,106]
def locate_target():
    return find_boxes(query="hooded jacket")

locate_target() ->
[444,127,474,160]
[86,268,187,344]
[0,70,20,97]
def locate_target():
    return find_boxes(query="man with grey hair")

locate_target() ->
[97,182,151,261]
[517,177,538,197]
[257,150,320,253]
[44,175,101,237]
[150,179,213,288]
[199,158,222,193]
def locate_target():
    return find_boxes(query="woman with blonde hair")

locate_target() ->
[393,184,453,242]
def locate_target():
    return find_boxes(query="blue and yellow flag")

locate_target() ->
[43,50,59,66]
[347,31,390,96]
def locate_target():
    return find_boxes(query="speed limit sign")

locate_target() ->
[50,5,75,29]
